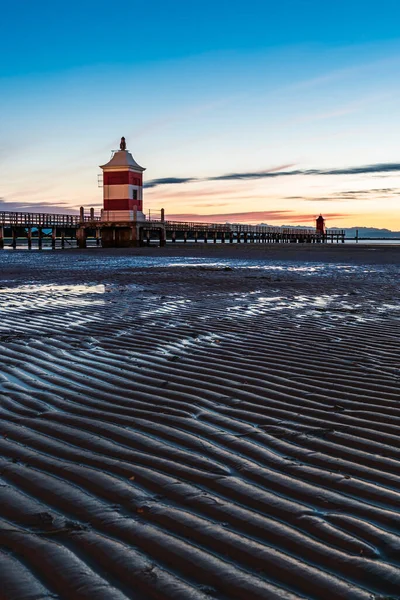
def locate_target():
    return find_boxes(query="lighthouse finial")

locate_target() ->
[120,137,126,151]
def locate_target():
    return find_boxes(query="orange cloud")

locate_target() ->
[165,211,350,224]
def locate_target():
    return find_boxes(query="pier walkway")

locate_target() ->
[0,210,345,248]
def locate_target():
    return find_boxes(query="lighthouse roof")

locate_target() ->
[100,150,146,172]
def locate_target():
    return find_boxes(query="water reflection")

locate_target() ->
[0,252,390,280]
[223,291,400,323]
[0,284,105,313]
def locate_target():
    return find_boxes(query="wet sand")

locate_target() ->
[1,245,400,599]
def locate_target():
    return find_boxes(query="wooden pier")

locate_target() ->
[0,210,346,248]
[0,211,101,250]
[162,221,345,245]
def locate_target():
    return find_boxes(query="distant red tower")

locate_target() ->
[316,214,326,235]
[100,137,146,221]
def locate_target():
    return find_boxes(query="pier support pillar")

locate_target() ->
[183,231,187,243]
[132,225,140,247]
[172,231,176,243]
[160,228,166,247]
[229,233,233,243]
[0,227,3,249]
[194,231,198,243]
[12,228,17,249]
[221,232,225,243]
[76,227,87,249]
[27,227,32,250]
[52,228,56,250]
[100,224,142,248]
[96,228,101,246]
[61,230,65,249]
[213,232,217,243]
[38,227,43,249]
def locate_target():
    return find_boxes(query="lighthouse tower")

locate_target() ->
[316,214,326,235]
[100,137,146,222]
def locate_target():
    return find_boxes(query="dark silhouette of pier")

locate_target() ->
[0,210,346,249]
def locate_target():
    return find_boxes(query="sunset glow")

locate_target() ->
[2,1,400,229]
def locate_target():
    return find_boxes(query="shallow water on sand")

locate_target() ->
[1,250,400,599]
[0,249,395,278]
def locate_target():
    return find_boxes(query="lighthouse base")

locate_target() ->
[101,225,141,248]
[99,222,166,248]
[100,210,146,222]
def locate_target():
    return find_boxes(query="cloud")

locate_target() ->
[287,188,400,202]
[336,188,400,196]
[209,165,297,182]
[165,210,350,224]
[146,184,265,202]
[145,164,297,188]
[0,198,79,214]
[320,164,400,176]
[191,202,231,207]
[145,163,400,189]
[145,177,195,189]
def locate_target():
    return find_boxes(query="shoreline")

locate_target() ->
[3,241,400,263]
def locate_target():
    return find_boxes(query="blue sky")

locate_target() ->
[2,0,400,227]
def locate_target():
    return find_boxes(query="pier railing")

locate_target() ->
[159,220,319,234]
[0,211,344,239]
[0,211,101,227]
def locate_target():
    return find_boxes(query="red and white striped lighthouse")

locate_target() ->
[100,137,146,221]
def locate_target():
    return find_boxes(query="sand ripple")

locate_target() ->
[1,261,400,599]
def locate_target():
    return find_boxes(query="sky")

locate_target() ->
[2,0,400,228]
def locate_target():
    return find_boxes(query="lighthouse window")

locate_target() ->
[132,190,138,200]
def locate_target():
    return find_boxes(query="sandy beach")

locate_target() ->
[1,244,400,599]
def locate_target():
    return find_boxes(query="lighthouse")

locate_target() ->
[316,214,326,235]
[100,137,146,222]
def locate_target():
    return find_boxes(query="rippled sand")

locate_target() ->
[1,246,400,600]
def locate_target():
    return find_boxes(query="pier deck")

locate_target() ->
[0,211,345,248]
